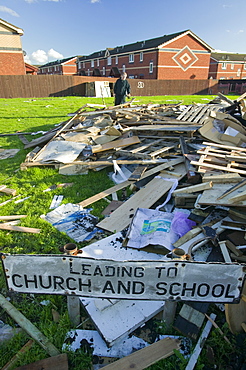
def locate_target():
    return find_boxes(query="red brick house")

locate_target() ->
[77,30,212,80]
[25,63,39,75]
[209,52,246,80]
[38,57,78,75]
[0,18,25,75]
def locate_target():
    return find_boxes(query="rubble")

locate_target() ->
[1,93,246,368]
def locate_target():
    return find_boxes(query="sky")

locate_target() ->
[0,0,246,65]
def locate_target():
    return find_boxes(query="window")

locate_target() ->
[91,60,94,68]
[237,68,241,77]
[149,61,153,73]
[244,64,246,70]
[78,61,82,69]
[122,64,126,73]
[103,66,105,75]
[115,56,118,65]
[129,54,134,63]
[140,52,143,62]
[231,63,234,70]
[83,62,85,69]
[97,59,99,67]
[107,56,111,65]
[222,62,226,70]
[87,69,90,76]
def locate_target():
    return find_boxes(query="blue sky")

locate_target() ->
[0,0,245,65]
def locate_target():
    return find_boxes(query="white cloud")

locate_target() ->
[27,48,64,64]
[48,48,64,59]
[31,50,48,63]
[0,6,19,17]
[24,55,32,64]
[91,0,100,3]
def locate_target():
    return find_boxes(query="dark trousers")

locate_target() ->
[115,94,126,105]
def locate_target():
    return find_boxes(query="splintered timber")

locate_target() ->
[1,254,244,302]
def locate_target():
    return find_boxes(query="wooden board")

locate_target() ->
[0,224,40,233]
[198,183,246,207]
[14,354,68,370]
[92,135,141,153]
[102,337,180,370]
[97,164,186,233]
[225,281,246,334]
[78,157,184,208]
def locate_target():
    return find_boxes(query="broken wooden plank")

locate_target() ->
[0,293,60,356]
[102,337,180,370]
[2,339,34,370]
[128,165,147,181]
[225,281,246,334]
[185,313,216,370]
[0,185,17,196]
[190,159,246,175]
[0,224,40,233]
[230,189,246,203]
[172,181,213,195]
[202,173,242,183]
[97,165,186,233]
[78,157,184,208]
[97,176,175,233]
[13,354,68,370]
[92,135,141,153]
[198,183,246,207]
[218,241,231,262]
[0,215,27,221]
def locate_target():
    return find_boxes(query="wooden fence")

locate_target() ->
[0,75,220,99]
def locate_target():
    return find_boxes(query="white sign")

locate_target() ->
[2,254,245,303]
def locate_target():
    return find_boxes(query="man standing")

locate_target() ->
[113,72,131,105]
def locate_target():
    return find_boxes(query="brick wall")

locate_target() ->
[0,52,25,75]
[157,34,210,80]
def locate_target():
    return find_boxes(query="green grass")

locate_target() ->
[0,95,245,369]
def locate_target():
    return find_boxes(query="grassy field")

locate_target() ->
[0,95,245,369]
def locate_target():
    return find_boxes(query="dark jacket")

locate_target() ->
[114,78,131,96]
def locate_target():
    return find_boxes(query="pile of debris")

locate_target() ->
[1,92,246,369]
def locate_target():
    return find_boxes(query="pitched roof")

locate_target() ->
[39,56,77,68]
[211,52,246,62]
[0,18,24,35]
[78,30,212,62]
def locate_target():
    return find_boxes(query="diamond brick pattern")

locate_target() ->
[173,46,198,71]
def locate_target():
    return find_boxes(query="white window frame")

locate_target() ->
[237,68,241,77]
[102,66,105,75]
[231,63,234,70]
[129,53,134,63]
[91,60,94,68]
[83,62,85,69]
[107,56,111,65]
[140,52,143,62]
[222,62,226,70]
[87,69,90,76]
[78,61,82,69]
[115,55,118,65]
[149,61,153,74]
[97,59,99,67]
[244,64,246,70]
[122,64,126,73]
